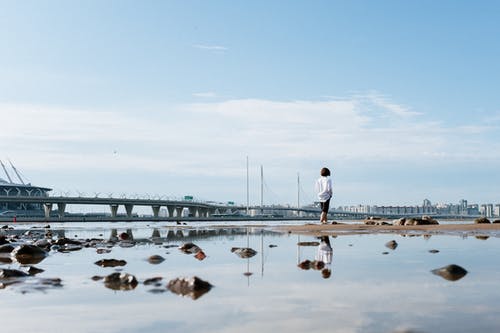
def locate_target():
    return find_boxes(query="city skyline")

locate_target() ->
[1,1,500,206]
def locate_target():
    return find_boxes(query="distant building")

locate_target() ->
[0,161,52,216]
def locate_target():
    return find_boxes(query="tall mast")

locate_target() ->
[297,172,300,215]
[246,156,249,215]
[9,160,25,185]
[0,160,13,183]
[260,165,263,214]
[297,172,300,208]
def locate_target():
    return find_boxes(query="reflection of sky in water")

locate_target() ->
[1,223,500,333]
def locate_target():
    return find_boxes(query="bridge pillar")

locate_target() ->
[152,205,161,218]
[110,204,119,218]
[166,206,175,218]
[57,203,66,218]
[199,208,208,218]
[125,204,134,218]
[175,207,183,218]
[43,203,53,219]
[188,207,198,217]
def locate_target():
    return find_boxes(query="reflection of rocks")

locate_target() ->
[95,259,127,267]
[231,247,257,258]
[12,245,47,265]
[167,276,212,300]
[385,240,398,250]
[144,277,163,286]
[475,217,491,224]
[104,272,138,290]
[297,242,320,247]
[147,255,165,264]
[431,264,468,281]
[298,260,325,270]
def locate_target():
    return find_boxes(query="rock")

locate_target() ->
[144,277,163,285]
[429,249,440,253]
[393,218,406,226]
[34,239,51,250]
[167,276,212,300]
[0,235,8,245]
[119,232,130,241]
[58,244,83,252]
[27,266,44,275]
[104,272,138,290]
[0,244,14,253]
[12,245,47,265]
[91,275,103,281]
[194,251,206,261]
[96,248,112,254]
[493,219,500,224]
[147,255,165,264]
[417,216,439,225]
[231,247,257,258]
[385,240,398,250]
[475,217,491,224]
[475,235,489,240]
[94,259,127,267]
[0,268,29,278]
[268,244,278,248]
[54,238,82,246]
[364,217,391,225]
[382,252,389,255]
[179,242,202,254]
[431,264,467,281]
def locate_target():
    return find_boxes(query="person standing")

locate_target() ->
[315,167,332,224]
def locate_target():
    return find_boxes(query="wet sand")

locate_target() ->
[275,222,500,236]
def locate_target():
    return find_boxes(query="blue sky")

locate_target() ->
[1,0,499,207]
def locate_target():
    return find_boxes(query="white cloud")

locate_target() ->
[192,44,228,52]
[2,95,500,204]
[193,92,217,98]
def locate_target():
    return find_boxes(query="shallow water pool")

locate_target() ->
[0,224,499,333]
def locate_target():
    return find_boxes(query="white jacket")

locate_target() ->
[316,176,332,202]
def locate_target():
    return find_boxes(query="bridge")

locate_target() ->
[0,195,477,222]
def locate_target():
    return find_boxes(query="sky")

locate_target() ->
[1,0,500,208]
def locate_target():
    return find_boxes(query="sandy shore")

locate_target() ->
[274,222,500,236]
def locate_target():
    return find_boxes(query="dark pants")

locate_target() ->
[320,199,330,213]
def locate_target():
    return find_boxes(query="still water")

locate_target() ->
[1,221,500,333]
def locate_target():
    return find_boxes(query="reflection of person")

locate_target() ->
[316,236,333,279]
[315,167,333,224]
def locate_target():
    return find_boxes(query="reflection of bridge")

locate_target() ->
[0,195,473,222]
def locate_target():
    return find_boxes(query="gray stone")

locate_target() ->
[431,264,467,281]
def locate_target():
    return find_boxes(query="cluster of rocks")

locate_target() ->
[364,216,439,226]
[392,216,439,226]
[474,217,500,224]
